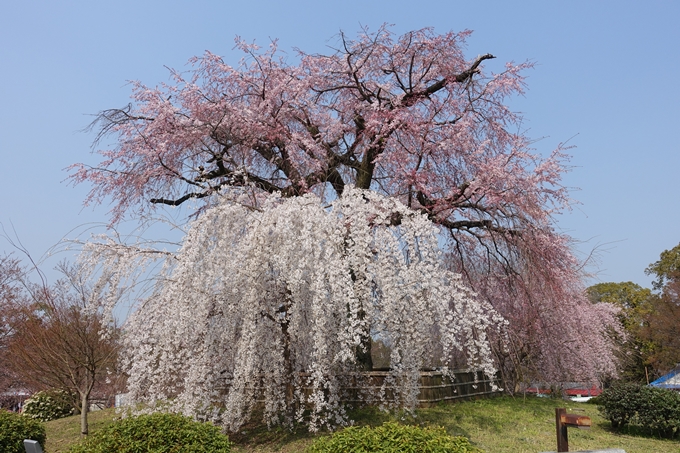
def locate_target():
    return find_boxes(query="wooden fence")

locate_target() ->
[218,369,500,408]
[415,370,500,406]
[339,369,500,407]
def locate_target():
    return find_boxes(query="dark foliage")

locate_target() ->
[598,381,680,438]
[0,409,46,453]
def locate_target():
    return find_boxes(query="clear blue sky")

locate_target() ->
[1,0,678,289]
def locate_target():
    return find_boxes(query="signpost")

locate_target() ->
[555,407,591,452]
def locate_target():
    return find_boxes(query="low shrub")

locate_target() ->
[598,381,680,438]
[67,412,231,453]
[0,409,46,453]
[597,381,643,428]
[306,421,483,453]
[636,386,680,438]
[22,389,75,422]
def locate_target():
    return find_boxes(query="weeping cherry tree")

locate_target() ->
[72,26,620,423]
[106,189,501,431]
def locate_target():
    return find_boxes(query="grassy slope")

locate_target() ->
[414,396,679,453]
[44,397,679,453]
[44,408,120,453]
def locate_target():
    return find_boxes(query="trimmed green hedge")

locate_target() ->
[67,412,231,453]
[306,421,483,453]
[0,409,46,453]
[598,381,680,438]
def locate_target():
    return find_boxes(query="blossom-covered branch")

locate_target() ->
[72,25,620,395]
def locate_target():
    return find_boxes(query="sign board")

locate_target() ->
[23,439,44,453]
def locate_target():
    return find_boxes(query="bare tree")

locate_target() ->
[6,263,119,436]
[0,254,33,410]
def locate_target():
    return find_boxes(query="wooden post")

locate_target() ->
[556,407,569,452]
[555,407,592,452]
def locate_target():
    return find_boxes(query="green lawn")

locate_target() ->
[43,408,121,453]
[44,397,680,452]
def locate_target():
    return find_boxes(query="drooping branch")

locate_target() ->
[401,53,495,106]
[118,189,501,431]
[85,104,154,146]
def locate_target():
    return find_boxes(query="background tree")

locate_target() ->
[5,263,120,436]
[588,243,680,382]
[640,276,680,375]
[646,242,680,291]
[587,282,654,382]
[0,254,28,409]
[72,26,618,393]
[587,282,652,329]
[639,243,680,376]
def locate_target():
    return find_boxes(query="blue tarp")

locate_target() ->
[649,366,680,389]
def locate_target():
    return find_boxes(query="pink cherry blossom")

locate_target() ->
[72,26,619,413]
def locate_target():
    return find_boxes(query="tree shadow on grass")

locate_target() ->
[595,420,679,441]
[415,405,500,439]
[228,406,394,450]
[229,404,477,450]
[228,400,512,451]
[228,413,315,450]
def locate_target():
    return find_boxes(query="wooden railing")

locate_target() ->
[339,370,500,407]
[215,369,500,408]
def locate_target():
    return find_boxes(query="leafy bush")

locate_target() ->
[636,386,680,438]
[22,389,75,422]
[67,412,231,453]
[0,409,46,453]
[598,381,680,438]
[306,421,483,453]
[597,381,643,428]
